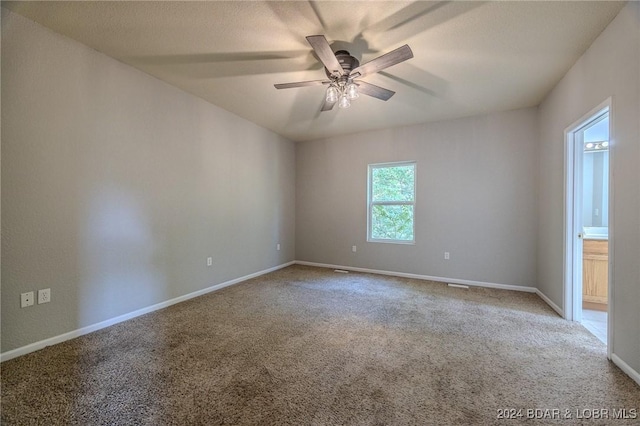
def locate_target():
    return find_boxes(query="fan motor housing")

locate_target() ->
[325,50,360,78]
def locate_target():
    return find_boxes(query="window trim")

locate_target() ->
[367,161,416,244]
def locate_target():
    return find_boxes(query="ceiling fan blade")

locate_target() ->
[379,70,441,97]
[350,45,413,79]
[131,50,311,65]
[355,81,395,101]
[274,80,329,89]
[307,1,328,32]
[321,100,336,112]
[306,35,344,77]
[362,2,484,50]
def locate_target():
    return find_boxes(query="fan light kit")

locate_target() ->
[327,78,359,109]
[275,36,413,111]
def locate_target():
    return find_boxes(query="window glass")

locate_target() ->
[368,162,416,243]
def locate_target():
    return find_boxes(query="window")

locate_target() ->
[367,162,416,243]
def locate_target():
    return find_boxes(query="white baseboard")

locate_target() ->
[0,261,295,362]
[535,289,564,317]
[295,260,537,293]
[611,354,640,387]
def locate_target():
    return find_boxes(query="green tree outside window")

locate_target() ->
[368,163,415,242]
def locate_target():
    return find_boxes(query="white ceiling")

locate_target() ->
[4,1,625,142]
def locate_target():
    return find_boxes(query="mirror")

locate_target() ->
[582,115,609,237]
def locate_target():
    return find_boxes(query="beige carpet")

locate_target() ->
[1,265,638,425]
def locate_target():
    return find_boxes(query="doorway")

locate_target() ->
[564,99,611,350]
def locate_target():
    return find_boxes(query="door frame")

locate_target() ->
[563,97,613,358]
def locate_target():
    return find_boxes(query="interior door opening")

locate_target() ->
[565,101,611,350]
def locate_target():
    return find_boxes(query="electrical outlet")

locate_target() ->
[444,252,450,260]
[277,244,281,251]
[207,257,213,266]
[21,292,35,308]
[352,245,357,253]
[38,288,51,304]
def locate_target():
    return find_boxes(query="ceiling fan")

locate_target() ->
[274,35,413,111]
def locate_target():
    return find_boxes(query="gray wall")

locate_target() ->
[537,1,639,373]
[296,108,539,288]
[1,9,296,352]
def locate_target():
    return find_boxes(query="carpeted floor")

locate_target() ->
[1,265,638,425]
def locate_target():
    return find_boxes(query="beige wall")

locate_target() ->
[296,108,539,288]
[1,9,296,352]
[537,1,639,374]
